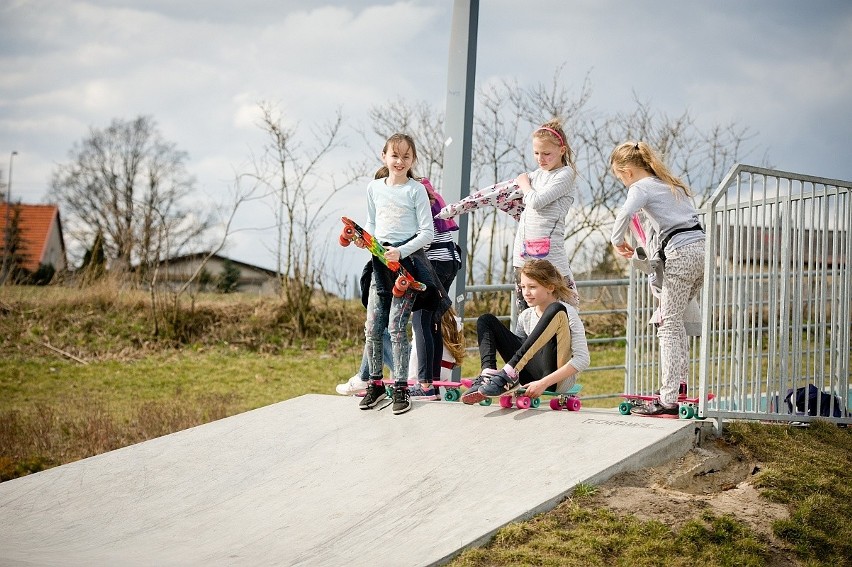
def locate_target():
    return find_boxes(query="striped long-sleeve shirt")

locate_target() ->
[512,166,576,281]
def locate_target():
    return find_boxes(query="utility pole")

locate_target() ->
[1,150,18,284]
[442,0,478,320]
[442,0,478,381]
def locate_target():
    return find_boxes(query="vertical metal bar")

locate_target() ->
[442,0,479,325]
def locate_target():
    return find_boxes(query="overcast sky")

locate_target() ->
[1,1,851,279]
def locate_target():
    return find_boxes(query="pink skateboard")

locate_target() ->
[619,391,715,419]
[496,384,583,411]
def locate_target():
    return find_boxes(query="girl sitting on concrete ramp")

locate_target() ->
[462,259,590,404]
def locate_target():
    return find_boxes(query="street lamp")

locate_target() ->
[1,150,18,284]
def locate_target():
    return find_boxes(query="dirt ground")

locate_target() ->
[588,435,801,566]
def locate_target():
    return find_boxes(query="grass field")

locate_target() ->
[2,286,850,566]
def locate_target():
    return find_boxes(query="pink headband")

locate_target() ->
[537,126,564,147]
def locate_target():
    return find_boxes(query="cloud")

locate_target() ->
[1,0,851,274]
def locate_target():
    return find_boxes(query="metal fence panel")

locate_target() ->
[626,164,852,426]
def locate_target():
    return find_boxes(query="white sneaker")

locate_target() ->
[335,375,370,396]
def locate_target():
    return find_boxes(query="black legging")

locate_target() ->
[412,259,457,383]
[476,301,572,391]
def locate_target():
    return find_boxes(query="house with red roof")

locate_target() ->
[0,203,67,276]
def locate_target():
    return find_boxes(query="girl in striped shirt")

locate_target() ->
[512,119,580,313]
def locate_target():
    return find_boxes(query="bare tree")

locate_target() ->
[365,67,755,288]
[250,101,358,332]
[49,116,209,278]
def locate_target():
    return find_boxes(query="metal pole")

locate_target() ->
[442,0,478,381]
[1,150,18,284]
[442,0,478,320]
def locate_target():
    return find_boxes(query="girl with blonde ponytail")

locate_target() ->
[609,141,705,416]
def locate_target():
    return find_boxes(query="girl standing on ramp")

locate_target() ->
[609,141,705,416]
[354,133,449,415]
[462,259,589,404]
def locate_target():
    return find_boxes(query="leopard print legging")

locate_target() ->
[657,240,705,405]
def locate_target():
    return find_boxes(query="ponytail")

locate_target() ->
[610,141,692,198]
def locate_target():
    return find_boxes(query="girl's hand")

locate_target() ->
[524,380,546,398]
[614,241,634,258]
[515,172,531,193]
[353,237,367,249]
[384,247,400,263]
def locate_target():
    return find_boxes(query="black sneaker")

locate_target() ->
[630,400,679,416]
[479,369,520,397]
[359,381,387,410]
[392,384,412,415]
[461,375,488,405]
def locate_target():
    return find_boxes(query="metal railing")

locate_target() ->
[625,164,852,426]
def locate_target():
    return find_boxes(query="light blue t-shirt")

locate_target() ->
[366,177,434,259]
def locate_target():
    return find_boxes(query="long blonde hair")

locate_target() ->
[532,119,577,175]
[609,141,692,197]
[519,259,572,303]
[374,133,418,180]
[440,306,466,364]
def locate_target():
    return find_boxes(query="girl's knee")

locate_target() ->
[477,313,499,333]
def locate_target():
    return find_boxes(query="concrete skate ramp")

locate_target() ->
[0,394,702,566]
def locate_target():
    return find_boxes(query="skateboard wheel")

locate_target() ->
[479,397,492,406]
[618,401,633,415]
[444,389,460,402]
[385,386,394,398]
[530,397,541,408]
[567,397,582,411]
[392,276,409,297]
[339,234,351,247]
[516,396,531,409]
[499,395,513,409]
[550,398,563,411]
[343,226,355,238]
[679,404,694,419]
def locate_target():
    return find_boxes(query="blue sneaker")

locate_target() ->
[408,383,439,400]
[479,369,520,397]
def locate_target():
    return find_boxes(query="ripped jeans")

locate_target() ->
[365,277,416,387]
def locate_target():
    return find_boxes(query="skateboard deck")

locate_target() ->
[339,216,426,297]
[496,384,583,411]
[619,391,715,419]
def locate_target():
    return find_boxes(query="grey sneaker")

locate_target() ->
[630,400,678,416]
[461,375,488,405]
[479,369,520,397]
[359,381,387,410]
[392,384,412,415]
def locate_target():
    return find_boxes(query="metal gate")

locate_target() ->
[626,164,852,426]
